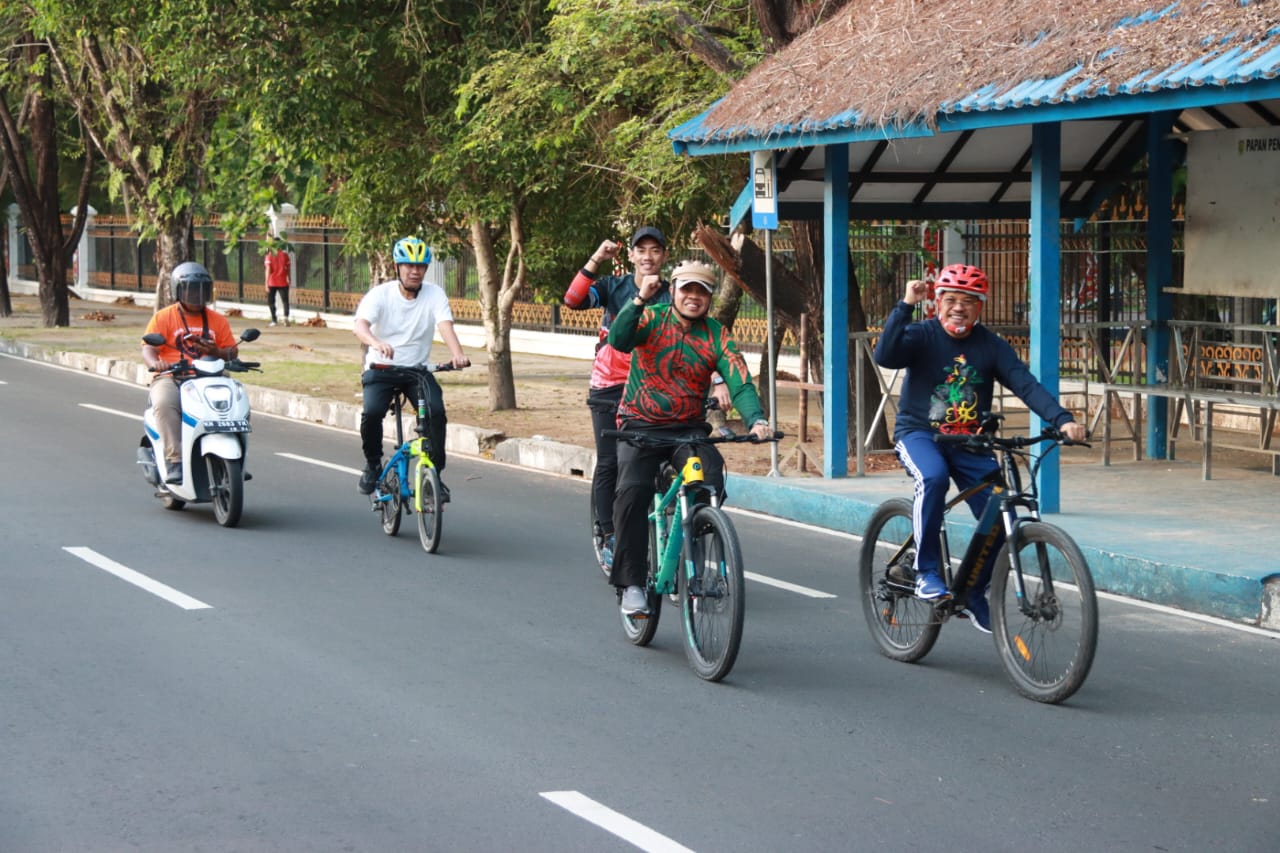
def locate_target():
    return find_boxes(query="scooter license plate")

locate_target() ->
[203,419,251,433]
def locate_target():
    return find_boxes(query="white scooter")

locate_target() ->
[137,328,261,527]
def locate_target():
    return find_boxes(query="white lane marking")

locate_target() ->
[276,453,841,599]
[739,509,1280,638]
[1093,589,1280,637]
[540,791,696,853]
[727,506,860,540]
[63,547,212,611]
[79,402,141,421]
[276,452,360,474]
[744,571,836,598]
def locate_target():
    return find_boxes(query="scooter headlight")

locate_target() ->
[202,384,234,413]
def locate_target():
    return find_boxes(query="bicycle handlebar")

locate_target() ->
[934,426,1090,451]
[603,428,785,446]
[371,362,465,374]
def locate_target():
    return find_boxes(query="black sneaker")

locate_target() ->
[438,481,451,503]
[164,461,183,484]
[357,465,379,495]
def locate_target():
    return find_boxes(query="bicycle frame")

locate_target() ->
[648,455,719,595]
[372,370,438,513]
[935,431,1064,617]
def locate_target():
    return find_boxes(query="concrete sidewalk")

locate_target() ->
[7,281,1279,630]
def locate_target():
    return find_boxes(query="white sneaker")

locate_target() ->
[268,321,277,327]
[620,585,648,615]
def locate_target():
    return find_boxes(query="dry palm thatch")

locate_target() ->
[703,0,1280,139]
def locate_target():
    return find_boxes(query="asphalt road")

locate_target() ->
[2,354,1277,853]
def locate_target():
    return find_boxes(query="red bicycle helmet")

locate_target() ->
[933,264,989,301]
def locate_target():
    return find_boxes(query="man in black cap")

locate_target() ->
[564,228,673,575]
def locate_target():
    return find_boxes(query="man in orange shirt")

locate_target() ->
[141,262,239,484]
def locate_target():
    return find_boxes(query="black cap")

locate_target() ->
[631,226,666,249]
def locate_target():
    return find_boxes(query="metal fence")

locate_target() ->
[13,210,1274,355]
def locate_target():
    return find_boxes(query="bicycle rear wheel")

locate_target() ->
[989,521,1098,704]
[415,460,442,553]
[681,506,745,682]
[620,520,662,646]
[379,467,402,536]
[859,498,942,662]
[589,487,611,579]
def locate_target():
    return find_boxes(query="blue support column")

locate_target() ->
[1030,123,1063,512]
[1146,113,1176,458]
[823,144,850,478]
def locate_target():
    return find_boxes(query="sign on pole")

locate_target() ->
[751,150,778,231]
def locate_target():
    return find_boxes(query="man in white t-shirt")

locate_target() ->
[353,236,470,497]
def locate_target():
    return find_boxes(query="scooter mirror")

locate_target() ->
[240,328,261,343]
[142,333,165,346]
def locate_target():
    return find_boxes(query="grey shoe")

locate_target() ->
[164,461,183,484]
[620,585,648,615]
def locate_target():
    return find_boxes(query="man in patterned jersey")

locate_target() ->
[874,264,1085,632]
[606,260,772,616]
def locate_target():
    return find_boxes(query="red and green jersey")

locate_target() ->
[608,300,764,428]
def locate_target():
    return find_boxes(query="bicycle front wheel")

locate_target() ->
[858,498,942,663]
[415,460,442,554]
[681,506,745,682]
[379,467,402,536]
[990,521,1098,704]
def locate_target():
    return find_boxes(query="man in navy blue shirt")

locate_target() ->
[874,264,1086,632]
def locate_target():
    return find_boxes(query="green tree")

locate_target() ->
[27,0,278,306]
[0,21,93,326]
[445,0,755,407]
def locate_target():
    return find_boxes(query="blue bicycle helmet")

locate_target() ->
[392,236,431,265]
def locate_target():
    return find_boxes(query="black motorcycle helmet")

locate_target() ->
[172,261,214,308]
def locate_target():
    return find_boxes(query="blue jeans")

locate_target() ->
[894,431,1002,586]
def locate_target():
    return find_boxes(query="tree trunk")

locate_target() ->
[470,218,517,411]
[0,210,11,317]
[152,211,194,308]
[0,37,77,327]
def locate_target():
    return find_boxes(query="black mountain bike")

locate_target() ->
[859,417,1098,703]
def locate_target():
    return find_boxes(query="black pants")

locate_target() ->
[587,384,624,535]
[267,287,290,322]
[360,368,447,472]
[609,424,725,589]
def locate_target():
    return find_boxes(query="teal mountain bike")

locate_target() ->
[604,427,782,682]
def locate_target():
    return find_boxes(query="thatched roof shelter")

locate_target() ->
[669,1,1280,486]
[673,0,1280,220]
[684,0,1280,142]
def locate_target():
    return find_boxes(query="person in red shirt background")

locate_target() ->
[264,235,292,327]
